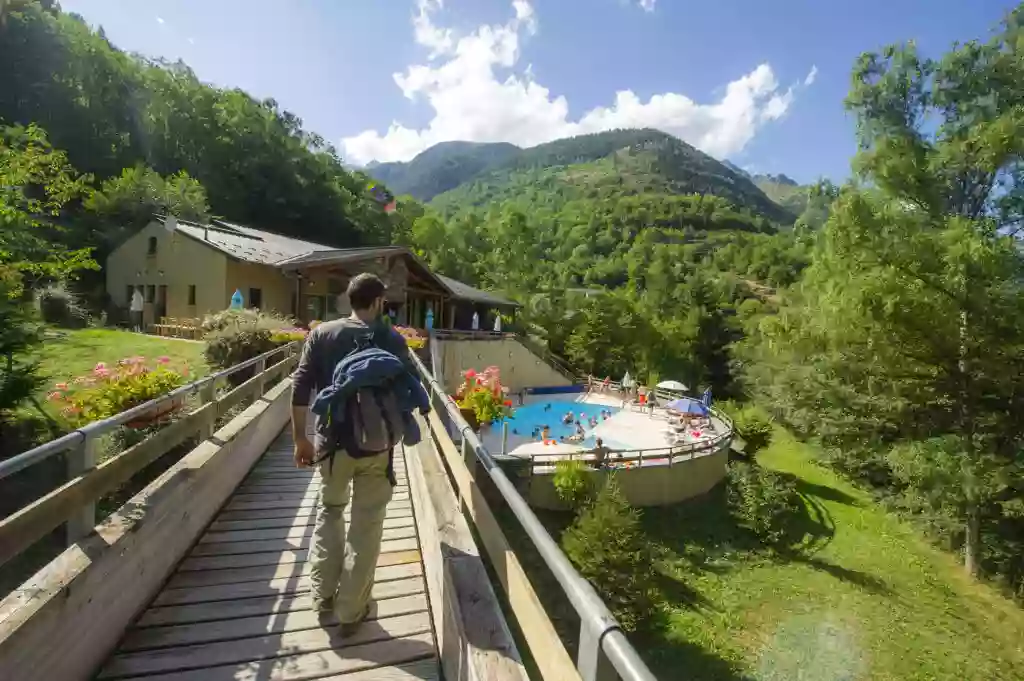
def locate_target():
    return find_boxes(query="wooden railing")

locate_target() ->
[409,351,658,681]
[0,342,301,570]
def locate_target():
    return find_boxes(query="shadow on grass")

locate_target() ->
[637,625,752,681]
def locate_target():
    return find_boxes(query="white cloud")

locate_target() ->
[638,0,656,12]
[804,65,818,86]
[342,1,810,165]
[156,16,165,25]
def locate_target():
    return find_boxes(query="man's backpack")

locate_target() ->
[333,378,405,457]
[321,329,407,459]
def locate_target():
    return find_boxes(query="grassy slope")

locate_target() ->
[33,328,207,398]
[642,431,1024,680]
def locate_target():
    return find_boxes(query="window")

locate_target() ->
[187,285,197,306]
[147,236,158,256]
[145,285,155,303]
[248,287,262,309]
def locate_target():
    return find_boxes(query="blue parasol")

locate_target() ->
[666,397,708,415]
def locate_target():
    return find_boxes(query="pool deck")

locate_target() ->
[478,391,724,460]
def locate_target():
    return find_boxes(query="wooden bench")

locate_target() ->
[150,317,201,340]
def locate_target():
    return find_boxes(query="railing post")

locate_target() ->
[254,356,267,397]
[199,379,217,439]
[578,619,617,681]
[66,433,100,545]
[460,436,475,510]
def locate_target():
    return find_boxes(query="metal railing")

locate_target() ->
[409,351,659,681]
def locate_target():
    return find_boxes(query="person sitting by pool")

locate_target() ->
[567,432,584,443]
[541,425,551,440]
[591,438,611,469]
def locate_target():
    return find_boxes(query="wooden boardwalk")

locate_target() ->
[95,431,438,680]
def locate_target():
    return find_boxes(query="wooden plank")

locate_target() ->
[225,492,409,511]
[424,410,581,681]
[404,421,528,681]
[0,403,213,569]
[189,525,417,557]
[201,516,415,544]
[100,611,432,678]
[206,506,413,532]
[228,484,409,503]
[104,632,436,681]
[136,577,425,627]
[119,594,430,652]
[165,550,422,589]
[177,537,419,571]
[212,499,412,522]
[153,565,423,607]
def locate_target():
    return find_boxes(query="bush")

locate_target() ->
[201,309,300,379]
[561,476,659,632]
[553,459,592,510]
[726,461,803,546]
[720,401,774,455]
[47,356,189,427]
[35,283,88,328]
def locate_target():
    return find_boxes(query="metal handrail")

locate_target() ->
[409,351,658,681]
[0,341,301,482]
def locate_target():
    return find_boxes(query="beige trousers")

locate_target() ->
[309,450,393,623]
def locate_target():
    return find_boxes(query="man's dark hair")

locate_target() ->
[347,273,386,310]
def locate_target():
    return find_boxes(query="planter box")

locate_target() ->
[126,396,185,430]
[458,406,480,432]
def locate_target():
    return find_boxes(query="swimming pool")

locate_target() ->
[499,400,623,447]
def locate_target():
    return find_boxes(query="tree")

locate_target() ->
[0,123,95,415]
[744,9,1024,577]
[84,165,209,254]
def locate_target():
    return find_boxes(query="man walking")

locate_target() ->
[290,273,411,634]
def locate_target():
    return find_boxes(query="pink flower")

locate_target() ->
[94,362,107,372]
[47,391,62,401]
[157,356,170,364]
[54,382,68,390]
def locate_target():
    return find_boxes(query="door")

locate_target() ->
[157,285,168,321]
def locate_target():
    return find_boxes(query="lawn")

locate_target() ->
[32,328,208,400]
[640,430,1024,680]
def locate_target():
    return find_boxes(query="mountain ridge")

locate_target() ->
[369,129,794,224]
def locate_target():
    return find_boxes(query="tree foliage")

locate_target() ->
[742,7,1024,582]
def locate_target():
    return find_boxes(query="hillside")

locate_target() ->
[372,129,794,224]
[753,173,811,215]
[368,140,520,201]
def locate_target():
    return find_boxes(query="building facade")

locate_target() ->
[105,217,518,329]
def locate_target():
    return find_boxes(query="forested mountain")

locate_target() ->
[0,0,406,252]
[753,173,811,216]
[368,141,520,201]
[371,129,793,223]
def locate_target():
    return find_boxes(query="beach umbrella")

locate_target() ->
[656,379,688,392]
[665,397,708,415]
[622,371,633,388]
[493,314,501,332]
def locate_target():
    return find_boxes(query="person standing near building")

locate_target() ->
[130,286,144,332]
[290,273,411,635]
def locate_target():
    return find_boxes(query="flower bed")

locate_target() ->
[453,366,512,429]
[48,356,190,428]
[394,325,426,350]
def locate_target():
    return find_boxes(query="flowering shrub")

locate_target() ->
[202,309,300,377]
[48,357,189,427]
[455,366,511,425]
[394,325,426,350]
[270,327,307,344]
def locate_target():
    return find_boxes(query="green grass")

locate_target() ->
[641,431,1024,680]
[32,328,208,400]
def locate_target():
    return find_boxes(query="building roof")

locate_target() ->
[161,216,341,266]
[436,275,518,307]
[158,216,518,307]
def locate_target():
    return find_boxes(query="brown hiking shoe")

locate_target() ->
[339,603,373,637]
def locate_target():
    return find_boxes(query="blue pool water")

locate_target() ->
[498,400,622,447]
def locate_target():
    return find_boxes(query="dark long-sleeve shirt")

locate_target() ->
[292,317,412,416]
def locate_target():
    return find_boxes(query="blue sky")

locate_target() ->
[61,0,1017,184]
